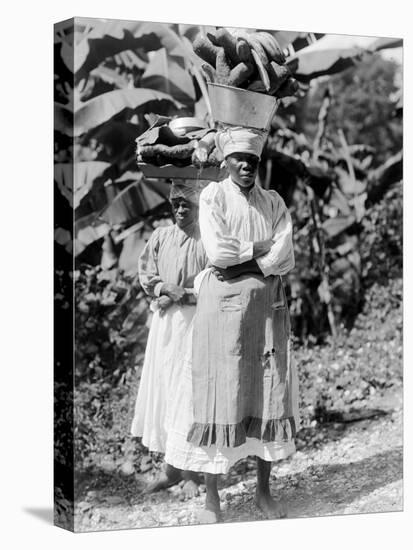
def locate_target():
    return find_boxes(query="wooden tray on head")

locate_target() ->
[139,163,226,182]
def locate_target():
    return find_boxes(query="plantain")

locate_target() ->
[227,62,254,87]
[236,37,254,64]
[215,47,232,85]
[250,49,270,91]
[213,28,241,66]
[192,35,220,68]
[256,32,286,64]
[202,62,216,82]
[234,30,269,66]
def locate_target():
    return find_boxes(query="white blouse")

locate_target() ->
[198,177,295,278]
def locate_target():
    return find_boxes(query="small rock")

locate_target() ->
[120,460,135,476]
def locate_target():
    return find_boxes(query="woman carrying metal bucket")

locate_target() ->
[184,126,300,523]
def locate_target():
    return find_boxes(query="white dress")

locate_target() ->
[130,224,206,453]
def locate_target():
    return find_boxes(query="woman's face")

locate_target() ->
[170,197,198,229]
[225,153,259,188]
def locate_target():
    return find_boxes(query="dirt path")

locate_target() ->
[74,390,402,532]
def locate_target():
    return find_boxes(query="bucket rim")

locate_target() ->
[207,81,279,103]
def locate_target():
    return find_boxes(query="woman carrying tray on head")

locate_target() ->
[183,126,300,523]
[131,181,208,496]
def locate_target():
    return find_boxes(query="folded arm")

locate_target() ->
[138,228,187,305]
[255,192,295,278]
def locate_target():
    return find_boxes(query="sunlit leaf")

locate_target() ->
[289,47,366,82]
[55,88,183,136]
[55,19,188,77]
[141,49,196,105]
[99,178,168,225]
[369,37,403,52]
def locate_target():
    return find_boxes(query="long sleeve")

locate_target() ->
[199,182,253,268]
[138,228,164,297]
[256,191,295,278]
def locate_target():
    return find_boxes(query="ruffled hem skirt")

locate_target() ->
[163,327,300,474]
[131,303,300,475]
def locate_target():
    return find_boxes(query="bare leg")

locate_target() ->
[198,473,221,523]
[255,457,287,518]
[143,463,182,494]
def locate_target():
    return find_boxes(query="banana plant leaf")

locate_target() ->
[99,177,169,225]
[55,161,111,208]
[55,19,187,80]
[141,49,196,105]
[118,225,155,276]
[55,88,184,137]
[369,37,403,52]
[89,65,132,89]
[288,47,366,83]
[273,31,326,53]
[112,49,148,70]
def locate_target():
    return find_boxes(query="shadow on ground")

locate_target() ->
[224,446,403,522]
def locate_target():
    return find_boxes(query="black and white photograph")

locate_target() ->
[53,15,403,533]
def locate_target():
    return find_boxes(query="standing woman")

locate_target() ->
[186,127,300,522]
[131,181,208,494]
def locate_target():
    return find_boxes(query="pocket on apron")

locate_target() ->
[271,276,286,310]
[220,294,243,312]
[271,280,290,352]
[219,293,243,355]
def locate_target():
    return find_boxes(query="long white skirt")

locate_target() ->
[131,303,196,452]
[131,303,300,474]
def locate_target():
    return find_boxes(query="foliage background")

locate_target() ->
[53,19,402,482]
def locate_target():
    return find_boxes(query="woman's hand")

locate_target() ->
[161,283,186,302]
[212,260,261,281]
[211,266,226,282]
[157,295,173,316]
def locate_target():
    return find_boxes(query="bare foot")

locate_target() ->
[255,492,288,519]
[142,466,182,494]
[198,495,221,524]
[181,479,199,499]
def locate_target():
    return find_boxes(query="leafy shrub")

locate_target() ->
[74,265,150,468]
[360,181,403,289]
[296,278,402,430]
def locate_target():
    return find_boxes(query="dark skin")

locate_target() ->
[157,197,199,315]
[199,152,287,524]
[144,195,201,496]
[212,153,273,283]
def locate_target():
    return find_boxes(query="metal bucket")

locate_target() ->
[207,82,279,131]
